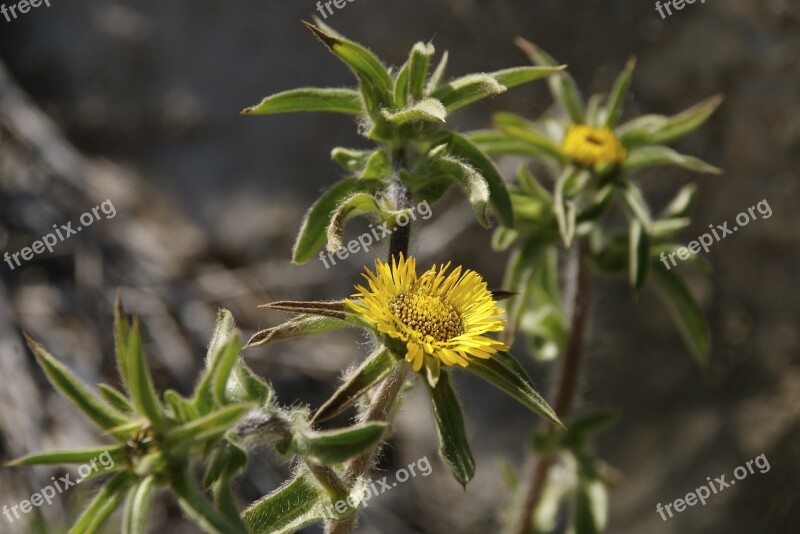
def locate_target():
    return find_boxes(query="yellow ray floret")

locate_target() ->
[346,254,508,373]
[562,124,627,168]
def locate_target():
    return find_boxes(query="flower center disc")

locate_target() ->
[389,293,465,342]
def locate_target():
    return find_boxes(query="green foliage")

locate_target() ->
[244,22,563,262]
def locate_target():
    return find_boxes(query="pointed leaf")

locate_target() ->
[122,476,156,534]
[629,219,651,291]
[430,156,491,227]
[431,73,506,112]
[26,335,129,431]
[426,51,449,94]
[447,132,514,227]
[242,88,363,115]
[651,265,711,364]
[243,474,326,534]
[8,445,126,467]
[427,371,475,487]
[623,145,721,174]
[381,97,447,125]
[246,315,349,350]
[166,404,251,446]
[516,38,584,122]
[618,94,723,146]
[408,41,435,101]
[466,129,541,156]
[114,295,131,387]
[172,467,247,534]
[490,65,565,88]
[226,361,274,408]
[126,321,167,431]
[312,347,395,423]
[303,22,393,105]
[493,112,565,161]
[68,472,133,534]
[463,351,562,427]
[208,309,236,363]
[293,178,381,263]
[661,184,697,220]
[98,383,134,415]
[277,418,388,465]
[604,57,636,128]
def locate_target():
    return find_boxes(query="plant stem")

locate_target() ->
[326,152,412,534]
[511,244,592,534]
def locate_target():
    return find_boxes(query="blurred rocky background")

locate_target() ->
[0,0,798,532]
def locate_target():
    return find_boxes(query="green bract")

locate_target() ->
[243,22,564,262]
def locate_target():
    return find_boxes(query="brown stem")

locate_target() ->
[512,244,592,534]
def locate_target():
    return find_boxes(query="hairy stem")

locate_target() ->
[511,244,592,534]
[326,150,412,534]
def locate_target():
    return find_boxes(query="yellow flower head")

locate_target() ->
[562,124,627,168]
[346,255,508,375]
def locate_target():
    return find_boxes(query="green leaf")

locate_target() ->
[447,132,514,227]
[331,147,371,173]
[204,439,249,489]
[576,185,614,224]
[164,389,197,423]
[604,57,636,128]
[277,417,388,465]
[465,129,541,156]
[126,321,167,431]
[493,112,565,162]
[114,295,131,387]
[208,309,236,363]
[172,467,247,534]
[651,265,711,364]
[623,145,721,174]
[381,97,447,125]
[620,182,653,231]
[393,59,411,109]
[618,94,724,146]
[241,88,363,115]
[661,184,697,220]
[515,38,584,122]
[360,149,391,179]
[573,479,608,534]
[243,474,326,534]
[8,445,126,467]
[25,335,129,431]
[426,51,449,94]
[98,383,134,415]
[293,178,381,263]
[229,362,273,409]
[431,73,506,112]
[303,22,393,106]
[427,371,475,487]
[166,404,251,446]
[554,167,578,246]
[429,156,491,227]
[122,476,156,534]
[629,219,651,291]
[408,41,435,101]
[68,472,133,534]
[490,65,565,88]
[464,351,562,427]
[212,333,243,407]
[312,347,395,423]
[246,315,348,350]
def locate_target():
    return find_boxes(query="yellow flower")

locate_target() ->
[346,255,508,377]
[561,124,627,168]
